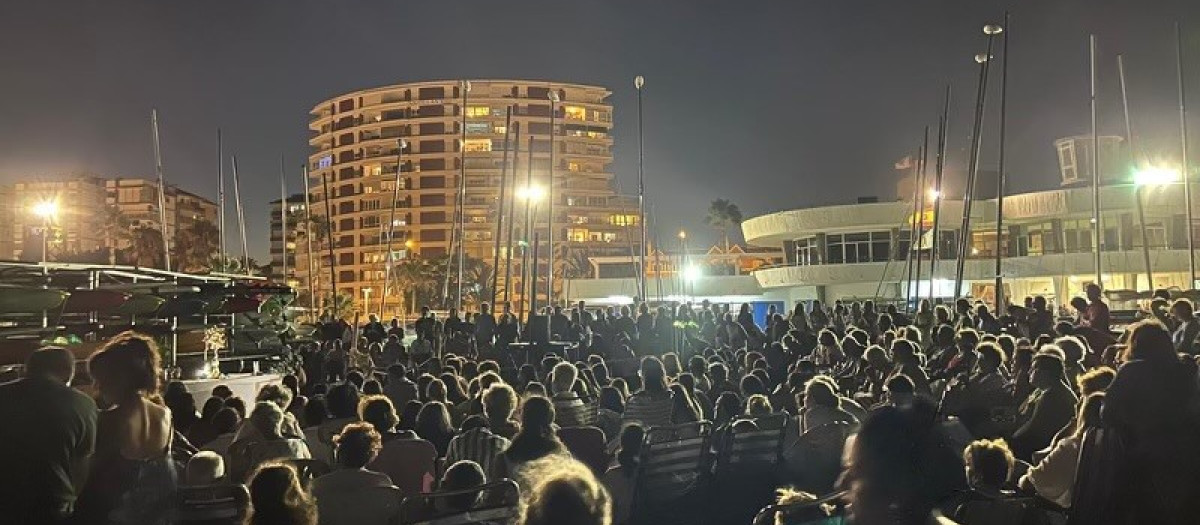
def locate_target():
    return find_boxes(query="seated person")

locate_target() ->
[446,415,509,479]
[1009,352,1077,462]
[185,451,226,486]
[434,460,487,515]
[941,342,1013,437]
[953,438,1046,524]
[229,402,312,481]
[311,422,399,524]
[798,376,858,433]
[1019,392,1105,509]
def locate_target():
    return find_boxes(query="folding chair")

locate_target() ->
[370,438,439,495]
[173,484,250,525]
[558,425,612,475]
[782,421,854,495]
[315,484,403,525]
[711,414,789,523]
[398,480,520,525]
[630,421,713,525]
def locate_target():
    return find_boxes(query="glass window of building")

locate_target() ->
[1062,219,1093,253]
[462,138,492,152]
[465,122,491,134]
[564,106,587,120]
[466,106,491,118]
[795,237,819,266]
[568,228,589,242]
[610,214,637,226]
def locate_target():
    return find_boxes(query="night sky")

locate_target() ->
[2,0,1199,260]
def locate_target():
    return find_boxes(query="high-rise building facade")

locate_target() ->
[304,79,640,316]
[105,178,220,246]
[10,176,108,261]
[269,193,309,286]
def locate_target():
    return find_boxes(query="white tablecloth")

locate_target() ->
[184,373,283,408]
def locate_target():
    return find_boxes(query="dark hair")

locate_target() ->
[398,400,423,432]
[88,331,162,400]
[739,374,765,397]
[362,380,383,396]
[327,383,361,419]
[440,460,486,511]
[598,386,624,413]
[201,396,226,420]
[964,438,1014,488]
[639,356,668,394]
[616,423,645,475]
[303,397,328,427]
[224,397,248,418]
[213,407,241,434]
[1124,320,1177,363]
[885,374,915,396]
[504,396,564,462]
[333,422,382,468]
[358,395,399,434]
[415,402,454,446]
[1077,366,1116,395]
[245,463,316,525]
[346,371,365,390]
[26,346,75,381]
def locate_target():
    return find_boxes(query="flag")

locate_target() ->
[894,155,914,170]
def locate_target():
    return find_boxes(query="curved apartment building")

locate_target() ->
[302,79,639,315]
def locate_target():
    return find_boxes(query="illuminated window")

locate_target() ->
[368,164,382,176]
[466,106,491,117]
[565,106,587,120]
[602,232,617,242]
[465,122,491,134]
[463,138,492,152]
[571,216,589,224]
[609,214,638,226]
[568,228,589,242]
[567,162,582,172]
[470,215,487,224]
[363,186,377,194]
[493,124,507,134]
[318,155,333,169]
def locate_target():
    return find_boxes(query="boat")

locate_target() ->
[116,294,167,316]
[158,296,209,317]
[0,287,69,314]
[61,289,131,313]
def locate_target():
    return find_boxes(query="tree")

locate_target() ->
[131,225,165,268]
[705,198,744,253]
[557,245,592,303]
[392,256,442,316]
[323,292,355,320]
[175,220,220,272]
[99,205,131,265]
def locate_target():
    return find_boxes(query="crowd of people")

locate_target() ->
[3,285,1200,524]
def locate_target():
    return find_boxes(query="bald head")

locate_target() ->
[26,346,76,384]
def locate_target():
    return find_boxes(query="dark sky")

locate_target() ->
[3,0,1199,260]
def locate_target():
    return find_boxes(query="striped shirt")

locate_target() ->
[445,427,510,479]
[552,393,597,428]
[621,390,674,429]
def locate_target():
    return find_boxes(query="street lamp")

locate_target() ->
[1133,165,1182,290]
[546,89,560,306]
[32,200,58,264]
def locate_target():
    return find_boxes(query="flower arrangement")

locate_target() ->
[201,325,226,379]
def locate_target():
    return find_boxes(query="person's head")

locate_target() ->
[426,378,448,404]
[975,342,1005,374]
[520,396,557,434]
[303,397,328,428]
[708,362,728,383]
[213,407,241,435]
[362,380,383,396]
[25,346,76,384]
[483,382,518,421]
[662,353,681,377]
[256,384,294,411]
[739,374,765,397]
[387,363,408,382]
[616,423,645,471]
[863,345,890,369]
[963,438,1014,489]
[358,395,399,434]
[1030,352,1067,389]
[638,356,668,393]
[88,331,161,403]
[1076,366,1116,395]
[818,329,838,347]
[598,386,624,413]
[803,377,838,408]
[201,396,225,421]
[841,399,965,525]
[326,383,361,419]
[1085,283,1103,301]
[185,451,226,485]
[415,401,453,438]
[1054,336,1086,367]
[346,371,366,391]
[212,384,234,400]
[883,374,915,405]
[520,460,612,525]
[245,463,316,525]
[333,421,382,469]
[714,391,743,424]
[745,394,773,417]
[1123,320,1176,363]
[1070,296,1088,312]
[1075,392,1105,437]
[224,396,247,418]
[891,339,917,363]
[551,361,579,396]
[440,460,487,511]
[669,384,700,423]
[249,401,286,439]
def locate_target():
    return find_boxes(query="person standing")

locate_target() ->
[1170,299,1200,355]
[0,347,97,523]
[1082,283,1111,334]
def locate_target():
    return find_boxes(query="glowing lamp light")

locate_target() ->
[1133,166,1181,186]
[682,264,702,282]
[634,76,645,90]
[678,230,687,240]
[983,24,1004,35]
[404,239,414,249]
[974,53,990,64]
[927,189,941,201]
[32,201,58,219]
[517,185,546,201]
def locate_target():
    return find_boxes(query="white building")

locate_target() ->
[743,136,1198,308]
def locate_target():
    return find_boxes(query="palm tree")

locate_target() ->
[99,205,131,265]
[705,198,744,253]
[181,220,220,271]
[393,256,439,317]
[131,225,165,268]
[557,246,592,303]
[323,292,354,320]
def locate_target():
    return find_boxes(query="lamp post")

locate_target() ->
[1134,167,1182,290]
[635,75,647,303]
[33,200,58,264]
[990,16,1009,316]
[955,25,1000,299]
[546,89,559,307]
[677,230,687,301]
[518,184,546,320]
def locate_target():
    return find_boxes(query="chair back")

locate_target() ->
[315,484,403,525]
[557,426,611,475]
[717,414,788,470]
[783,421,854,494]
[632,421,712,507]
[173,484,250,525]
[398,479,520,525]
[285,458,332,488]
[370,438,439,494]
